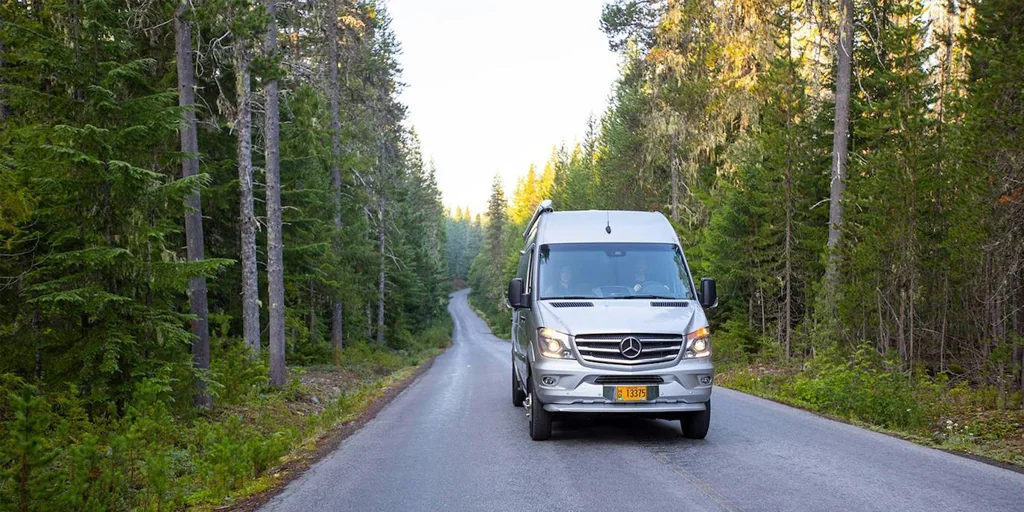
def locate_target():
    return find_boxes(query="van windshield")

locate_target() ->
[537,243,694,300]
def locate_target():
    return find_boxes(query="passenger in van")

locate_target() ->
[544,265,576,298]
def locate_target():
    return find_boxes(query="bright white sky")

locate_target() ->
[387,0,621,216]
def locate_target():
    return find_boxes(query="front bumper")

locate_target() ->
[531,356,713,414]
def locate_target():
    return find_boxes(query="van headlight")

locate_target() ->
[538,328,575,360]
[685,327,711,358]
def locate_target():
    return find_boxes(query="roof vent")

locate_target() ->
[522,199,554,240]
[550,301,594,308]
[651,301,689,307]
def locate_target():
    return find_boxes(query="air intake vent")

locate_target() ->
[594,375,664,385]
[651,301,689,307]
[550,301,594,308]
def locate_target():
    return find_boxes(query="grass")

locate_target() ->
[716,352,1024,468]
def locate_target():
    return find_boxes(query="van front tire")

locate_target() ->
[681,400,711,439]
[528,377,553,441]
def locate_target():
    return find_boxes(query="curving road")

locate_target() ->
[262,289,1024,512]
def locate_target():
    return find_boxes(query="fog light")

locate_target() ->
[699,375,713,385]
[541,376,557,386]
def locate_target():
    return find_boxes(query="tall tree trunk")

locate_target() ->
[265,0,286,386]
[326,0,345,360]
[784,140,793,360]
[175,0,211,408]
[941,275,948,373]
[826,0,854,296]
[1017,271,1024,393]
[376,196,386,344]
[783,8,794,360]
[236,32,260,355]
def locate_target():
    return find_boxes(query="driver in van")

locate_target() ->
[544,264,575,298]
[631,260,649,292]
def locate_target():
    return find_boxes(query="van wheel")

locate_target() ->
[680,400,711,439]
[511,360,526,407]
[528,377,552,441]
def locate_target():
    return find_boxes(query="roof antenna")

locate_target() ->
[605,212,612,234]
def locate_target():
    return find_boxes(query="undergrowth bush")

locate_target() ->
[785,347,927,429]
[711,319,773,364]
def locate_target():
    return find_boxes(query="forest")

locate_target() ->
[0,0,450,509]
[459,0,1023,462]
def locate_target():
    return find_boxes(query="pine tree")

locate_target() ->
[230,0,262,356]
[838,0,937,364]
[326,0,346,363]
[264,0,286,385]
[826,0,854,269]
[175,0,214,408]
[963,0,1024,388]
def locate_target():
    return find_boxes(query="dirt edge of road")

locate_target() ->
[216,354,442,512]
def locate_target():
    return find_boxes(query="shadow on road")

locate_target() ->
[551,415,689,443]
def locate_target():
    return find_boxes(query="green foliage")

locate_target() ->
[0,382,56,512]
[711,319,775,364]
[191,414,294,501]
[784,346,929,429]
[210,339,269,406]
[467,176,514,333]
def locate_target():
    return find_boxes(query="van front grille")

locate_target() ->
[573,333,684,366]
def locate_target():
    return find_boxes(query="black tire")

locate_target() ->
[511,358,526,408]
[528,377,553,441]
[680,400,711,439]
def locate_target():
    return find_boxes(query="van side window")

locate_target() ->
[525,245,535,293]
[516,249,529,280]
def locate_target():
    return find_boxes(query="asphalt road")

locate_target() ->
[262,289,1024,512]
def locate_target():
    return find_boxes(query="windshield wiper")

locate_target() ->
[542,296,593,300]
[623,295,681,300]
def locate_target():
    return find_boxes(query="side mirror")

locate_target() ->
[699,278,718,309]
[508,278,525,309]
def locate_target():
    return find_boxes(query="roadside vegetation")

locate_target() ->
[715,342,1023,467]
[0,327,450,511]
[0,0,452,509]
[449,0,1023,465]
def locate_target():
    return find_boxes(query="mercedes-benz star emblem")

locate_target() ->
[619,337,643,359]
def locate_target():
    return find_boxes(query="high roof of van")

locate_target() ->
[534,210,678,245]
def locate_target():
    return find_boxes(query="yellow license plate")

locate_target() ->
[615,386,648,402]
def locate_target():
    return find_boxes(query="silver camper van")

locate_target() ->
[508,200,717,441]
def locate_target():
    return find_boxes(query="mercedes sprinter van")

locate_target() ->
[508,200,717,441]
